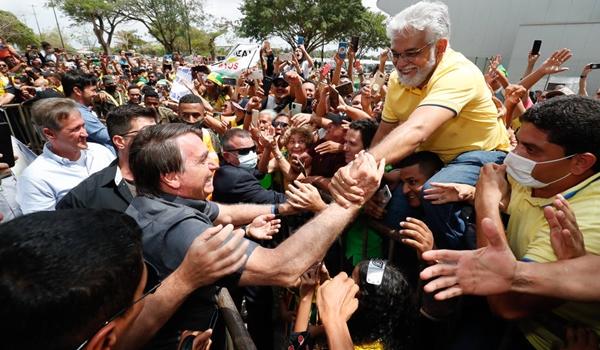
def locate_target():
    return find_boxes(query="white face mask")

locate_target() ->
[503,152,575,188]
[238,151,258,169]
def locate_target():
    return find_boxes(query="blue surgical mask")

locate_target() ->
[238,151,258,169]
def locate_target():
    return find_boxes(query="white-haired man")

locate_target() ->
[332,1,509,250]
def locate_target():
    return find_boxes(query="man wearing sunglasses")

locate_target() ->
[213,128,287,205]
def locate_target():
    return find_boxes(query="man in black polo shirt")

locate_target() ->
[56,105,157,211]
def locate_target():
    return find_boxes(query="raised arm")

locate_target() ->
[578,64,592,97]
[116,225,248,349]
[240,152,385,286]
[369,105,454,164]
[519,49,572,91]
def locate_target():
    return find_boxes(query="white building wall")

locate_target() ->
[376,0,600,94]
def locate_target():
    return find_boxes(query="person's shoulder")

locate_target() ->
[87,142,115,157]
[215,164,255,184]
[216,163,247,175]
[437,48,481,77]
[19,153,54,178]
[77,162,116,187]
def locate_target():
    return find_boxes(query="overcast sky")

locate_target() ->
[3,0,383,48]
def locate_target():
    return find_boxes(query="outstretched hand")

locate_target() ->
[539,48,572,76]
[423,182,475,205]
[246,214,281,240]
[286,181,327,212]
[176,225,249,291]
[545,194,585,260]
[420,217,517,300]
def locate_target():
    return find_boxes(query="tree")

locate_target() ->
[114,29,146,51]
[351,11,389,58]
[0,10,39,48]
[53,0,127,55]
[118,0,203,53]
[238,0,367,53]
[40,29,76,52]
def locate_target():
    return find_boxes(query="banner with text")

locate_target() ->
[209,43,261,79]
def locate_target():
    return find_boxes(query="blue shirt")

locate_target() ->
[77,103,115,154]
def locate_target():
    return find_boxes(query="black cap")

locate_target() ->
[272,73,289,87]
[325,112,349,125]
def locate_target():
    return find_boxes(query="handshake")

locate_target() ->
[329,151,386,208]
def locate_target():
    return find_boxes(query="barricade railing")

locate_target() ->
[215,287,257,350]
[0,103,43,154]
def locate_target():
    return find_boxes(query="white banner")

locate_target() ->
[209,43,261,78]
[169,66,193,102]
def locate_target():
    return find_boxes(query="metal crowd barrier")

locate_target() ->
[216,287,257,350]
[0,103,43,154]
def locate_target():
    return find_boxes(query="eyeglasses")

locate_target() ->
[74,261,162,350]
[390,41,434,62]
[224,145,256,155]
[119,129,142,138]
[273,81,289,88]
[0,64,8,68]
[272,121,289,128]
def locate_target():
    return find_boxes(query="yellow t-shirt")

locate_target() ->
[381,48,509,163]
[354,340,384,350]
[506,172,600,350]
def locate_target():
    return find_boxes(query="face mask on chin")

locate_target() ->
[238,151,258,169]
[503,151,575,188]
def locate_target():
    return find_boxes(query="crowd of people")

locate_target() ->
[1,1,600,349]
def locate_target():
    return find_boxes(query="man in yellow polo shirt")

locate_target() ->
[475,95,600,349]
[332,1,509,250]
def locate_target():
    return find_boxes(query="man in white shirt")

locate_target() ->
[16,98,114,214]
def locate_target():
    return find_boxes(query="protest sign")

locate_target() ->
[169,66,193,102]
[209,43,261,79]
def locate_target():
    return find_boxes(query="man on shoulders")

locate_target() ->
[331,1,509,249]
[16,98,114,214]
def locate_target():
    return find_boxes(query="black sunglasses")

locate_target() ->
[74,261,162,350]
[272,121,289,128]
[224,145,256,155]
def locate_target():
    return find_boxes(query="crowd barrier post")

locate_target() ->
[215,287,257,350]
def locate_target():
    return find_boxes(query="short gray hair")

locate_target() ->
[31,98,79,130]
[387,1,450,42]
[259,109,277,120]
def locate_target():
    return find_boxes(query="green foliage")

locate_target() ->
[54,0,128,54]
[352,11,389,57]
[40,29,75,52]
[0,10,39,48]
[114,30,147,51]
[118,0,203,53]
[238,0,369,52]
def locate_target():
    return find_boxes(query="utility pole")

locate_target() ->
[50,3,66,49]
[31,5,43,40]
